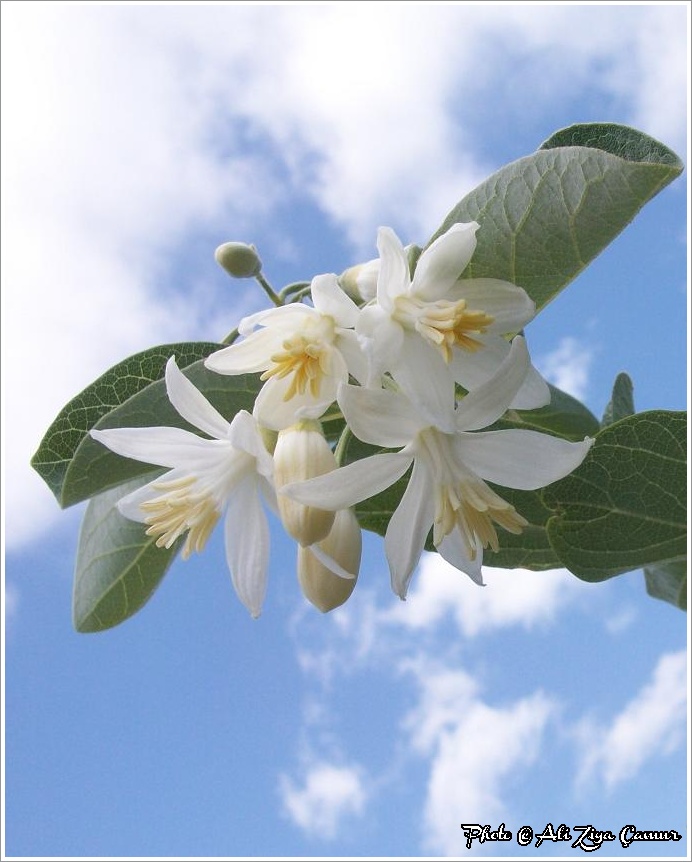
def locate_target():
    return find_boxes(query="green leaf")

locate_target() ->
[601,372,635,428]
[61,362,262,508]
[73,474,181,633]
[31,342,222,504]
[428,123,683,312]
[544,410,686,581]
[644,558,687,611]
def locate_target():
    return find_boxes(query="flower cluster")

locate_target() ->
[92,223,592,617]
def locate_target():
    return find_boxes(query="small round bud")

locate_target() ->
[338,259,379,302]
[215,242,262,278]
[298,509,361,612]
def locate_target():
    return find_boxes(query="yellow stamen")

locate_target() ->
[139,475,220,560]
[395,296,494,362]
[260,334,331,401]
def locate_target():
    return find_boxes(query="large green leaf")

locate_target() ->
[61,362,262,508]
[31,342,222,503]
[544,411,686,581]
[73,474,181,633]
[428,124,683,311]
[644,558,687,611]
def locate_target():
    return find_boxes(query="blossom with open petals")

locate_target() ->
[205,274,366,430]
[282,337,592,598]
[357,224,549,427]
[91,357,276,618]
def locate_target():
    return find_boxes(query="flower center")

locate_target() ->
[261,317,335,400]
[140,475,221,560]
[419,427,527,558]
[394,296,494,361]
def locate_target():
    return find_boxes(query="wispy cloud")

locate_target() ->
[384,554,588,638]
[574,649,688,792]
[279,760,367,841]
[536,336,594,401]
[403,663,554,856]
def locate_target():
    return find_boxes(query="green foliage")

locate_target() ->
[428,123,683,312]
[31,342,222,504]
[602,372,635,427]
[644,559,687,611]
[545,410,686,581]
[73,474,181,632]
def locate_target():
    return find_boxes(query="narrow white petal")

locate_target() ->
[447,278,535,331]
[511,363,551,410]
[337,383,424,448]
[376,227,410,308]
[281,452,412,511]
[165,357,231,440]
[228,410,274,478]
[392,333,457,432]
[311,273,361,328]
[205,328,284,374]
[238,303,312,336]
[335,330,369,385]
[224,478,269,618]
[455,336,530,432]
[456,429,594,490]
[437,532,485,584]
[91,426,221,468]
[412,222,478,301]
[385,458,435,599]
[357,306,404,384]
[308,542,357,580]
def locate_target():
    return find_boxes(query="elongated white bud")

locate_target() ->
[274,421,336,546]
[298,508,362,612]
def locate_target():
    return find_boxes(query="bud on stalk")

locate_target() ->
[298,508,362,612]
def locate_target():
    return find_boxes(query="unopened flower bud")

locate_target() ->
[298,508,361,612]
[338,259,379,302]
[215,241,262,278]
[274,421,336,546]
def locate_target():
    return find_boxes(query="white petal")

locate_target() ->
[337,383,424,448]
[412,222,478,301]
[455,336,530,431]
[376,227,410,309]
[311,273,360,328]
[385,458,435,598]
[456,429,594,490]
[447,278,535,332]
[205,328,283,374]
[252,356,343,431]
[449,334,551,411]
[308,542,356,581]
[165,357,231,440]
[238,303,313,337]
[392,333,457,432]
[281,452,412,511]
[224,477,269,618]
[357,306,404,384]
[335,330,369,385]
[91,426,221,468]
[228,410,274,478]
[437,531,485,584]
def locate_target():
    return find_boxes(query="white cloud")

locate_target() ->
[536,337,593,401]
[279,761,367,841]
[384,553,587,638]
[575,649,688,791]
[403,661,554,856]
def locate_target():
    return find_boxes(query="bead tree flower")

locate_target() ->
[31,123,687,632]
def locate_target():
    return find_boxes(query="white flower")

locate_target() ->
[205,274,367,430]
[91,357,276,619]
[282,337,592,599]
[357,224,549,427]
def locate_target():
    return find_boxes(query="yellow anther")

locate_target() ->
[140,475,221,559]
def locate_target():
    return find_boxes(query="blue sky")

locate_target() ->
[2,2,689,858]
